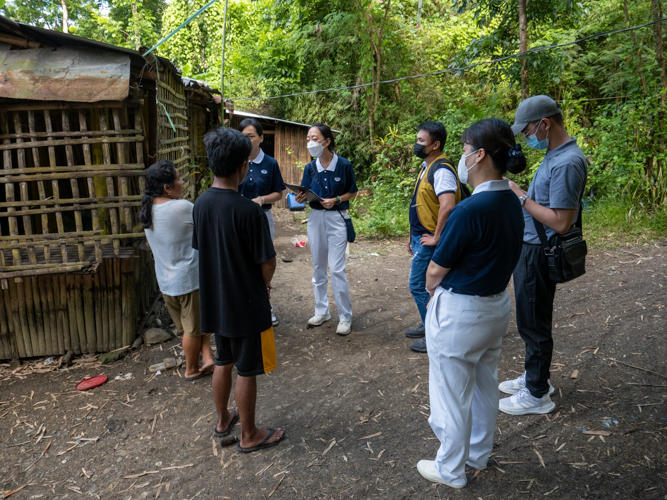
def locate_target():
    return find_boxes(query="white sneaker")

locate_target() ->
[271,313,279,326]
[499,387,556,415]
[499,372,555,396]
[417,460,466,489]
[308,314,331,326]
[336,321,352,336]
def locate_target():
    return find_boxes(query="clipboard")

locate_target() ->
[285,183,323,202]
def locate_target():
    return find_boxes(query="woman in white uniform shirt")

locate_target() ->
[295,123,358,335]
[416,119,526,488]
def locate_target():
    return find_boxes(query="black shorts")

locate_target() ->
[214,327,277,377]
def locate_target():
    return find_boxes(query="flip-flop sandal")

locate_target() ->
[236,428,285,453]
[185,370,213,382]
[149,358,183,373]
[213,409,239,437]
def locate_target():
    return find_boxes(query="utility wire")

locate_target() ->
[229,17,667,101]
[143,0,220,57]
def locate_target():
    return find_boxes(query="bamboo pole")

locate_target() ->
[0,128,142,140]
[1,110,22,268]
[58,275,70,353]
[93,272,103,352]
[8,279,26,358]
[38,277,52,355]
[0,163,145,177]
[0,288,10,359]
[14,279,33,357]
[106,260,115,351]
[44,110,69,264]
[73,275,86,353]
[113,259,122,349]
[1,285,18,359]
[99,260,110,352]
[45,276,60,354]
[28,110,52,264]
[66,275,80,354]
[22,277,40,356]
[0,193,142,209]
[62,111,85,262]
[113,109,134,232]
[82,275,96,353]
[0,135,144,152]
[13,113,37,266]
[121,258,136,347]
[30,276,46,356]
[0,200,142,218]
[80,109,103,263]
[99,110,121,256]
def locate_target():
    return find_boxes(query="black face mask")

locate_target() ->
[413,142,432,159]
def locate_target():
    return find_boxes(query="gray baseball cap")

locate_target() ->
[511,95,562,135]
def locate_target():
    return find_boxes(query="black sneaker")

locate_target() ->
[405,324,425,338]
[410,338,427,353]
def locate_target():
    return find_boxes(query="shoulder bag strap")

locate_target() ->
[532,216,552,252]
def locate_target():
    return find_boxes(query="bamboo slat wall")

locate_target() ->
[157,71,192,199]
[274,123,312,208]
[0,250,157,361]
[0,102,147,283]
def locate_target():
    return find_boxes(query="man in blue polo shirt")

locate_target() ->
[498,96,588,416]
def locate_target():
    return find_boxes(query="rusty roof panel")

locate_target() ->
[0,45,130,102]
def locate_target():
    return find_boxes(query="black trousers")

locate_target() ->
[513,243,557,398]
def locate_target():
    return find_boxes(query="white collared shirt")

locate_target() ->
[316,153,338,173]
[250,148,265,164]
[472,179,510,195]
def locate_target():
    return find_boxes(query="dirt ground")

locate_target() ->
[1,208,666,500]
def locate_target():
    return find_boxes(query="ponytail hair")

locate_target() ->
[461,118,527,175]
[140,160,177,229]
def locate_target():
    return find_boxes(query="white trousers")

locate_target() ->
[265,210,275,241]
[425,287,511,486]
[307,209,352,322]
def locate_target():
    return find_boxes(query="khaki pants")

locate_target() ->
[163,289,202,337]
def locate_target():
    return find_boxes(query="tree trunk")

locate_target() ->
[61,0,69,34]
[132,3,141,51]
[652,0,665,174]
[623,0,647,92]
[518,0,529,100]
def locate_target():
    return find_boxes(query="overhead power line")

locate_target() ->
[229,17,667,101]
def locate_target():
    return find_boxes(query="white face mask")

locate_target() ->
[307,140,326,158]
[457,149,479,184]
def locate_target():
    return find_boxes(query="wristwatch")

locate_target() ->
[519,194,528,206]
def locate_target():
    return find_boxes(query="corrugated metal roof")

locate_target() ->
[226,109,341,133]
[0,15,176,72]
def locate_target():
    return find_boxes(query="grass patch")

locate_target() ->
[584,197,667,248]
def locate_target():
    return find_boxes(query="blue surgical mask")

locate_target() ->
[525,121,549,150]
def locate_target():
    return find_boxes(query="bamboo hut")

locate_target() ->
[224,109,340,208]
[0,16,219,361]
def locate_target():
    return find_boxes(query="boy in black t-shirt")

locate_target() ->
[193,127,284,452]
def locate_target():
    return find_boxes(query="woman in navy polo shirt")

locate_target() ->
[295,123,358,336]
[416,119,526,489]
[239,118,286,326]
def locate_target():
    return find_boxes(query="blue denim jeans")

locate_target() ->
[409,234,436,325]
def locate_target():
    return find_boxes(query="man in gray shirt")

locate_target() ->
[498,95,588,415]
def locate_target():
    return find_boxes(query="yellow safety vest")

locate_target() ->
[412,154,461,235]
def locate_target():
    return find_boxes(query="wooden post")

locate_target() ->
[28,110,52,263]
[44,110,69,264]
[101,260,110,352]
[1,286,18,359]
[45,276,61,354]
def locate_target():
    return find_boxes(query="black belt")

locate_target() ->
[441,286,503,298]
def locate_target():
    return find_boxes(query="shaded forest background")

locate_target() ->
[3,0,667,243]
